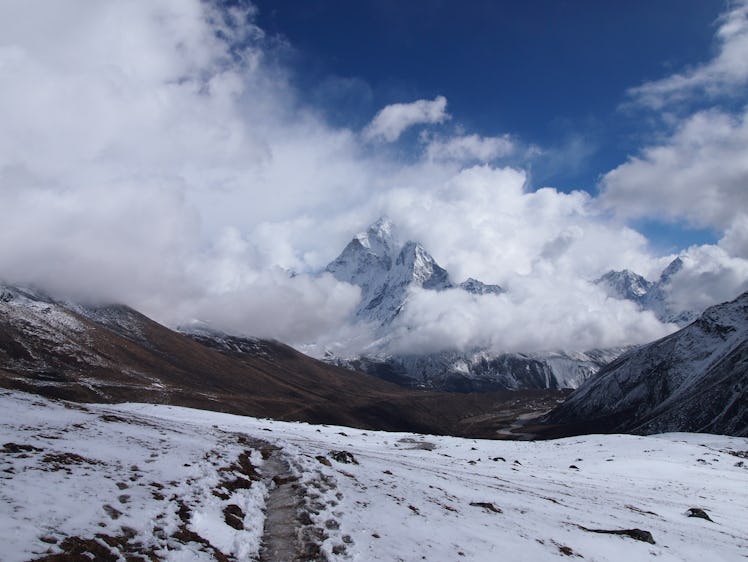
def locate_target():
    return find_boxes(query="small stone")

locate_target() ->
[687,507,713,522]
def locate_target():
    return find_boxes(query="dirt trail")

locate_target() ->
[258,448,302,562]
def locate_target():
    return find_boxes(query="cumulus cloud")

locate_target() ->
[386,282,671,355]
[665,245,748,314]
[627,0,748,108]
[0,0,370,343]
[599,108,748,231]
[363,95,449,142]
[378,165,656,283]
[423,133,514,163]
[0,0,744,357]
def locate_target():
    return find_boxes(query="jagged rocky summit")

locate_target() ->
[545,291,748,436]
[595,257,698,326]
[325,217,503,326]
[323,218,627,391]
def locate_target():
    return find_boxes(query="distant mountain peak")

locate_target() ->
[595,257,696,326]
[354,216,398,258]
[546,290,748,436]
[326,218,501,327]
[458,278,504,296]
[659,256,684,284]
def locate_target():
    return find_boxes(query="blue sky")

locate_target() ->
[252,1,720,179]
[252,0,731,249]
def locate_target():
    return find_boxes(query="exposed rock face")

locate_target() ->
[325,217,502,327]
[595,258,698,326]
[545,291,748,437]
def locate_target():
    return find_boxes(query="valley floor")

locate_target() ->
[1,389,746,561]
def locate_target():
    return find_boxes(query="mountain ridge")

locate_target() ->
[544,291,748,437]
[595,257,697,326]
[0,281,562,438]
[325,217,503,327]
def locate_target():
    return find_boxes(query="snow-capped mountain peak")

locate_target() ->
[394,241,452,290]
[354,216,398,258]
[458,278,504,295]
[326,218,500,327]
[595,258,697,326]
[595,269,652,300]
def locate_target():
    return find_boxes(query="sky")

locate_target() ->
[0,0,747,355]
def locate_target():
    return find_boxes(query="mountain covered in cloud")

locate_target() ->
[595,257,698,326]
[546,291,748,437]
[322,219,629,391]
[325,217,502,326]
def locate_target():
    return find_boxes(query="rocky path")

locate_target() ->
[258,448,303,561]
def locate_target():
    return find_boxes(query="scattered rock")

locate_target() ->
[686,508,713,522]
[470,502,502,514]
[315,455,331,467]
[39,536,58,544]
[224,504,245,530]
[624,504,659,517]
[577,525,655,544]
[329,450,358,465]
[2,443,43,454]
[102,504,122,520]
[569,465,579,470]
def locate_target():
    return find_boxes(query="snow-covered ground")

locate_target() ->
[2,389,746,561]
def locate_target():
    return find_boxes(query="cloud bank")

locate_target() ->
[0,0,746,357]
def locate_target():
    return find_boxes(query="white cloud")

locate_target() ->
[719,213,748,258]
[379,165,656,283]
[599,108,748,231]
[363,95,449,142]
[665,245,748,314]
[627,0,748,108]
[387,282,671,355]
[0,0,744,357]
[424,133,514,163]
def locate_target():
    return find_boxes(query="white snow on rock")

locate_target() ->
[595,258,698,326]
[325,218,460,327]
[2,389,747,561]
[323,219,627,391]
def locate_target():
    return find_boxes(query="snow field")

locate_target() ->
[1,389,746,561]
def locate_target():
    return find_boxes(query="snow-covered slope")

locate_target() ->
[547,291,748,436]
[325,217,501,326]
[596,258,698,326]
[339,347,629,392]
[3,389,747,561]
